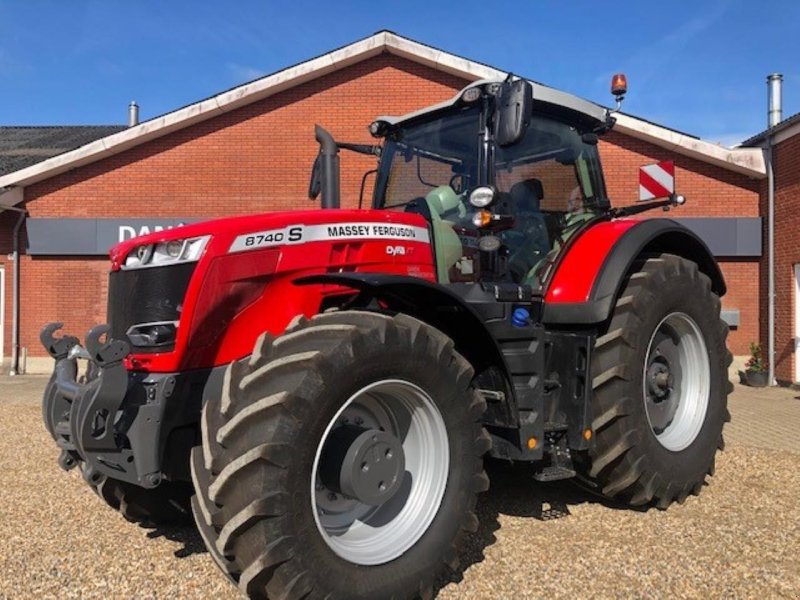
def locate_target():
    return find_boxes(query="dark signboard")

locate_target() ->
[673,217,762,257]
[24,216,762,258]
[26,218,201,255]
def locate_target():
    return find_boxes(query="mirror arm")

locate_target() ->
[610,194,686,218]
[337,142,382,157]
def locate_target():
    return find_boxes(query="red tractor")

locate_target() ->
[41,75,730,599]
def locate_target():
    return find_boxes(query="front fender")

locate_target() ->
[542,218,725,325]
[294,272,507,375]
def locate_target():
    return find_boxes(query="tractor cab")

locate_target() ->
[307,75,691,299]
[370,80,610,288]
[312,77,614,291]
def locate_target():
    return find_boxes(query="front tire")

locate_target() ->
[578,253,732,508]
[93,476,193,525]
[191,311,490,599]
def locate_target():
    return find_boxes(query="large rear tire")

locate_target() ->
[578,253,732,508]
[191,311,490,599]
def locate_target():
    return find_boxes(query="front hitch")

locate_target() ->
[40,322,79,360]
[40,323,153,486]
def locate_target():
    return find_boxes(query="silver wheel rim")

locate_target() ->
[311,379,449,565]
[642,312,710,451]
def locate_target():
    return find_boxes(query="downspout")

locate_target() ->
[767,138,775,386]
[3,204,27,375]
[766,73,782,386]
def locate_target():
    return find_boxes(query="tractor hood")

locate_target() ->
[109,209,431,271]
[106,207,435,372]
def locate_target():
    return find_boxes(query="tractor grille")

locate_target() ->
[107,263,195,352]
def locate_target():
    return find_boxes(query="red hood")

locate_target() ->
[109,209,428,270]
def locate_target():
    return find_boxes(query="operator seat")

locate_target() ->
[426,185,467,222]
[423,186,465,283]
[504,179,550,283]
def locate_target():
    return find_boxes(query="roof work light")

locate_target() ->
[611,73,628,97]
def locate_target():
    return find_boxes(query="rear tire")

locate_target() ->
[578,253,732,508]
[191,311,490,599]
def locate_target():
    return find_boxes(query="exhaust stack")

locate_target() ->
[314,125,341,209]
[767,74,783,128]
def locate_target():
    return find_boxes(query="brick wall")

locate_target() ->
[599,131,761,354]
[0,55,761,361]
[765,133,800,382]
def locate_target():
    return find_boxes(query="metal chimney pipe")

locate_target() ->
[767,74,783,128]
[128,101,139,127]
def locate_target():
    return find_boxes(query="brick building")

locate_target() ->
[0,31,768,373]
[743,115,800,384]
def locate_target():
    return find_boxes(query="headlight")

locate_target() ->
[126,320,178,348]
[469,186,495,208]
[136,244,152,263]
[368,120,390,138]
[123,235,210,270]
[461,87,482,103]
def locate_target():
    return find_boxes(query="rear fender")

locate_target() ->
[543,218,725,325]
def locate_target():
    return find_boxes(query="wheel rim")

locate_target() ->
[311,379,449,565]
[642,312,710,451]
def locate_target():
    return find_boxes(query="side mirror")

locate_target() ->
[308,154,321,200]
[495,78,533,147]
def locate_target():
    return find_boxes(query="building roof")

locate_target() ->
[0,126,125,177]
[741,111,800,147]
[0,31,766,208]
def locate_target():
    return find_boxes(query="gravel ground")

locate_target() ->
[1,376,799,599]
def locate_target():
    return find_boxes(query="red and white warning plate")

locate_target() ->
[639,161,675,201]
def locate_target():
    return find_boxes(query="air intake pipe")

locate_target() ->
[315,125,340,209]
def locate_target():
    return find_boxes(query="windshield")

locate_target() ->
[494,114,605,215]
[492,114,606,283]
[373,105,607,287]
[375,105,480,208]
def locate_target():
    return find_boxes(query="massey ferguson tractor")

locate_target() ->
[40,74,731,599]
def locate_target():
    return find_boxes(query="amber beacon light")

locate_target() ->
[611,73,628,97]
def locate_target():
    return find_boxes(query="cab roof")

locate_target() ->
[376,79,609,131]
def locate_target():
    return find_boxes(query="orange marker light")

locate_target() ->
[471,210,492,228]
[527,437,538,450]
[611,73,628,97]
[583,429,593,441]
